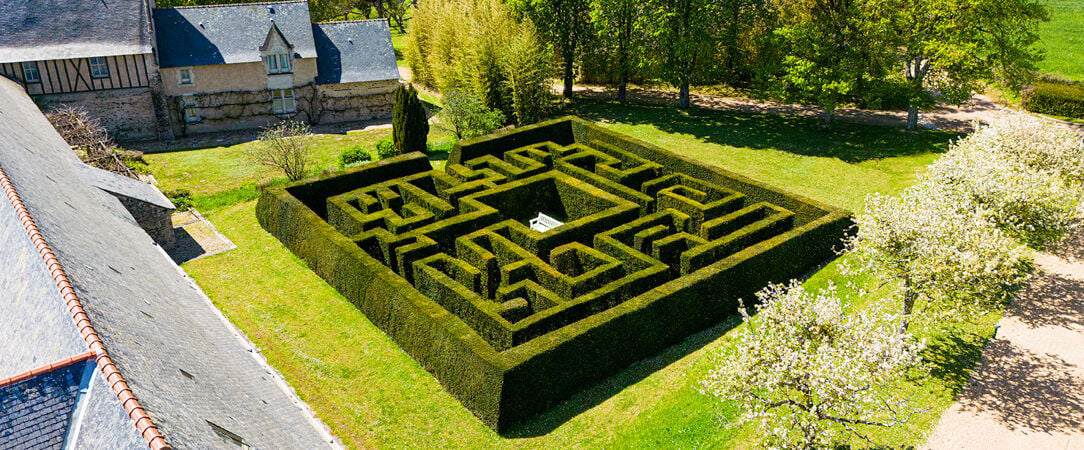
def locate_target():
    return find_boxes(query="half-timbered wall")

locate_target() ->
[0,54,153,95]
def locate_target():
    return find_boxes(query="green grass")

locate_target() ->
[1037,0,1084,81]
[563,100,960,212]
[144,127,452,203]
[158,104,990,448]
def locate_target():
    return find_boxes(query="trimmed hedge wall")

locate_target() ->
[258,117,853,432]
[1024,81,1084,119]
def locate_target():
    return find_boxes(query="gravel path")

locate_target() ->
[925,229,1084,449]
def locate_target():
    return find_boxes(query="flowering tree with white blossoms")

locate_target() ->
[923,130,1081,248]
[963,114,1084,183]
[847,182,1034,332]
[702,281,924,449]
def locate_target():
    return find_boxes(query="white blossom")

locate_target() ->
[702,282,924,449]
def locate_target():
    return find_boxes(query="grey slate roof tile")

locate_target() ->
[0,76,333,447]
[0,361,85,450]
[0,0,153,64]
[313,20,400,84]
[153,1,317,68]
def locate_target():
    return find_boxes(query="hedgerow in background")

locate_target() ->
[1024,81,1084,119]
[393,84,429,155]
[246,120,314,181]
[405,0,551,125]
[702,282,924,449]
[436,90,506,139]
[501,27,553,124]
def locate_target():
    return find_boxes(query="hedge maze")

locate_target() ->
[257,116,851,431]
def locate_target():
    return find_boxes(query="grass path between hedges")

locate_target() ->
[160,103,999,448]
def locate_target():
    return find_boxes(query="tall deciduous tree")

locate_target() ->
[772,0,881,126]
[872,0,1048,130]
[645,0,718,109]
[590,0,645,102]
[510,0,593,98]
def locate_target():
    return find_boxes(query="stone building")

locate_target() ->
[0,76,337,448]
[0,0,399,141]
[0,0,167,141]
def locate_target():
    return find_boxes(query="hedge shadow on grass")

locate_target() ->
[562,99,961,163]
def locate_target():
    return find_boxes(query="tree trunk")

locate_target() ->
[822,108,834,128]
[617,79,627,103]
[906,106,919,131]
[899,282,917,334]
[678,83,690,109]
[563,52,575,98]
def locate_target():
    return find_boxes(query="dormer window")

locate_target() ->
[179,68,193,85]
[265,53,291,74]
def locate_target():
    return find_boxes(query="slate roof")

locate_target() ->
[0,359,90,449]
[0,0,153,64]
[313,20,400,85]
[0,77,335,447]
[75,164,175,210]
[153,1,317,69]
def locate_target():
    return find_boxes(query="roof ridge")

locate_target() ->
[314,18,389,25]
[0,166,171,450]
[0,350,97,388]
[154,0,306,10]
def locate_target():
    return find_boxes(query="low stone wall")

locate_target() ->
[114,194,176,249]
[33,88,159,142]
[314,80,397,124]
[170,84,319,136]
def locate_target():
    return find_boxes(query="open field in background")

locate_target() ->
[150,104,991,448]
[1037,0,1084,81]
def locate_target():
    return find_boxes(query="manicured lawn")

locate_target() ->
[1037,0,1084,81]
[162,104,992,448]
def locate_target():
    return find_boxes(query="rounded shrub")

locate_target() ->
[375,137,397,160]
[339,144,372,168]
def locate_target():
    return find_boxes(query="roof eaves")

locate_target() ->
[153,0,308,10]
[0,165,171,450]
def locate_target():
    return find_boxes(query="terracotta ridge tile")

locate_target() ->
[0,165,171,450]
[0,350,97,388]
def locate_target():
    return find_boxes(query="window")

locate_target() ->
[265,53,291,74]
[180,96,200,123]
[270,89,295,114]
[22,62,40,83]
[179,68,192,85]
[88,57,109,79]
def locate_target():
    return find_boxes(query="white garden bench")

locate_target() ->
[529,212,564,232]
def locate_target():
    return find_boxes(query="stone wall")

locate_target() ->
[113,194,176,249]
[169,84,319,135]
[167,79,398,136]
[32,88,159,142]
[314,79,397,124]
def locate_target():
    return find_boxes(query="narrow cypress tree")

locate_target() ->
[392,84,429,155]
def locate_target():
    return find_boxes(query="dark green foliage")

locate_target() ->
[257,116,851,432]
[1024,81,1084,119]
[338,144,372,168]
[375,137,397,160]
[163,189,192,211]
[393,84,430,155]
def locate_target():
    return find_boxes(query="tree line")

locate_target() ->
[508,0,1048,129]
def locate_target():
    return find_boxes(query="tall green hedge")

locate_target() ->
[257,117,853,432]
[1024,82,1084,119]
